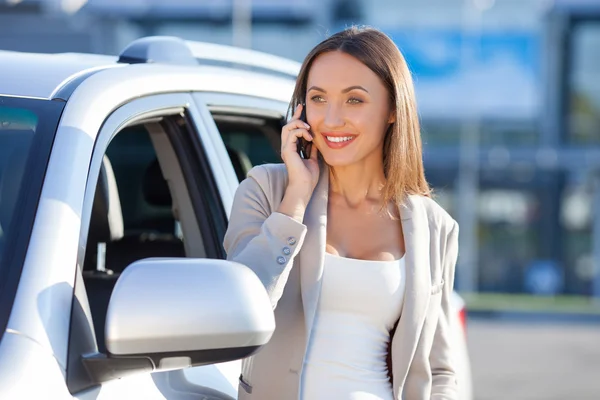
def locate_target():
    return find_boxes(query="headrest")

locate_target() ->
[142,159,172,207]
[88,155,124,244]
[226,146,253,182]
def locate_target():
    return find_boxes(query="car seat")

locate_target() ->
[226,145,253,182]
[104,158,185,274]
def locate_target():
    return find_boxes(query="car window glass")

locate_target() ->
[0,98,62,276]
[105,125,180,236]
[212,112,284,181]
[0,107,36,263]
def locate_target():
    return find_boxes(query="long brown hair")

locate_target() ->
[289,26,431,206]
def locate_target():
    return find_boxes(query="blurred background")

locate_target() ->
[1,0,600,398]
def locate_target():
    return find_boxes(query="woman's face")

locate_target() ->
[305,51,394,168]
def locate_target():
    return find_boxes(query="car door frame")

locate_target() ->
[194,92,289,119]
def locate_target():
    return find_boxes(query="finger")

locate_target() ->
[284,119,310,133]
[291,103,303,120]
[282,128,311,155]
[286,128,313,145]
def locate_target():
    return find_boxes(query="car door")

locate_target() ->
[63,69,290,400]
[32,91,236,399]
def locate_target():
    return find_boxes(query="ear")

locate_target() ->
[387,111,396,124]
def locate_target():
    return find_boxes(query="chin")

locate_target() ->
[319,151,357,167]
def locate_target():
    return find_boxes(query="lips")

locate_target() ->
[321,132,357,149]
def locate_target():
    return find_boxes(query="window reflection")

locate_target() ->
[477,189,539,293]
[421,119,538,146]
[568,22,600,144]
[561,183,593,295]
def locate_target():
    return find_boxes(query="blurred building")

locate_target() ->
[1,0,600,298]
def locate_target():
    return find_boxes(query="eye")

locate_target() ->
[310,95,325,103]
[348,97,363,104]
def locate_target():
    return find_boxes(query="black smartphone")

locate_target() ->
[297,104,312,159]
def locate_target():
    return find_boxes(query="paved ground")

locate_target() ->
[467,318,600,400]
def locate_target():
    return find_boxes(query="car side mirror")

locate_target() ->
[82,258,274,384]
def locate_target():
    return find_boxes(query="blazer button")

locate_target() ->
[282,247,291,255]
[277,256,287,265]
[287,237,297,246]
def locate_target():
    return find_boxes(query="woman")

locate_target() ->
[224,26,459,400]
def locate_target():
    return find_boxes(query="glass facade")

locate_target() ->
[567,21,600,145]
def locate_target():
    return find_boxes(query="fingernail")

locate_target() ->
[304,123,310,128]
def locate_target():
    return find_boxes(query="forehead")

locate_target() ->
[307,51,382,88]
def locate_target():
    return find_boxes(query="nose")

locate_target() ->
[323,103,345,129]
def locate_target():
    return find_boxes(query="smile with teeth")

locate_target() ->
[326,136,355,143]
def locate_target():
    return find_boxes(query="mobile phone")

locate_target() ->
[297,104,312,159]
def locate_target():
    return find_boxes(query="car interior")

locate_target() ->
[211,112,284,168]
[82,123,188,352]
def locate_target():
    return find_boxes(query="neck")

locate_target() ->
[328,155,386,208]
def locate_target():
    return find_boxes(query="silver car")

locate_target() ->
[0,36,472,399]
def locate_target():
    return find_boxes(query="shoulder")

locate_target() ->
[237,163,288,211]
[246,163,288,186]
[412,195,458,236]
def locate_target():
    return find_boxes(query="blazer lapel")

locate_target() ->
[299,163,329,335]
[392,195,432,394]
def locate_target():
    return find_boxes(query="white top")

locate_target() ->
[301,253,406,400]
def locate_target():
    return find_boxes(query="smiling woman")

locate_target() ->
[224,26,460,400]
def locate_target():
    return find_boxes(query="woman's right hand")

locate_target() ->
[278,104,320,222]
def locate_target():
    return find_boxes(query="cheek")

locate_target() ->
[306,107,324,127]
[351,110,387,142]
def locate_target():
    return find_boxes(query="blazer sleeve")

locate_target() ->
[223,167,307,309]
[430,220,460,399]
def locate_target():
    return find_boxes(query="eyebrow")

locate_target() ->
[307,85,369,94]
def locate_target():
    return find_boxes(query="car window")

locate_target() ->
[0,109,35,262]
[105,124,181,236]
[0,96,63,295]
[80,123,186,362]
[212,112,284,181]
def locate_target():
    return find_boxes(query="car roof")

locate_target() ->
[0,51,119,99]
[0,37,301,100]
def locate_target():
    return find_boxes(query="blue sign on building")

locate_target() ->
[384,29,541,120]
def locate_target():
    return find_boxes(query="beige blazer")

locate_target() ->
[224,163,459,400]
